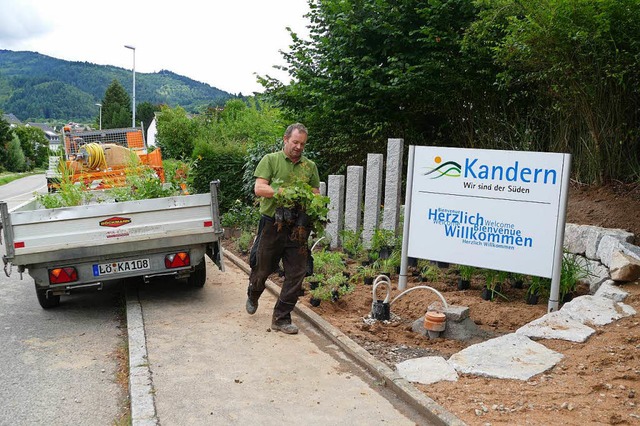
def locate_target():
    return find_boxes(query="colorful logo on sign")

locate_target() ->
[424,156,461,179]
[99,217,131,228]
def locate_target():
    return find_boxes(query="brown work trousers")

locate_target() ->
[248,215,309,323]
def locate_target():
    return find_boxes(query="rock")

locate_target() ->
[585,227,634,262]
[427,302,469,321]
[560,295,636,326]
[596,233,635,267]
[516,310,595,342]
[576,256,609,294]
[609,251,640,282]
[594,280,630,302]
[564,223,594,255]
[395,356,458,385]
[447,333,564,380]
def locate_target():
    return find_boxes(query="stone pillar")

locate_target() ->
[382,138,404,233]
[362,154,384,249]
[344,166,364,233]
[319,181,327,197]
[326,175,345,249]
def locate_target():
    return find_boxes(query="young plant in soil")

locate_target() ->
[457,264,475,290]
[560,252,591,302]
[526,275,551,305]
[481,269,508,301]
[419,264,441,283]
[355,264,378,285]
[339,229,364,259]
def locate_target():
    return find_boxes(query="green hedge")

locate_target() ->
[191,140,247,213]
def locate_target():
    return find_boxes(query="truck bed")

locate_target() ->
[2,192,221,267]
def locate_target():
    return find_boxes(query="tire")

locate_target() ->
[187,261,206,287]
[36,287,60,309]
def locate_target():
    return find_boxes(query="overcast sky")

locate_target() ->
[0,0,310,95]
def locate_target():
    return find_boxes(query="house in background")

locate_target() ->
[26,122,61,152]
[2,113,22,128]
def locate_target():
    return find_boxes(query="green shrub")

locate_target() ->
[191,140,247,212]
[221,200,260,232]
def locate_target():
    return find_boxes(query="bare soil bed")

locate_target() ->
[224,182,640,425]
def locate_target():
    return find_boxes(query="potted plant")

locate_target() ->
[457,264,474,290]
[305,273,325,290]
[375,258,396,279]
[355,264,378,285]
[510,273,525,289]
[370,228,397,260]
[339,229,364,260]
[419,264,440,283]
[273,178,330,243]
[481,269,507,301]
[526,275,550,305]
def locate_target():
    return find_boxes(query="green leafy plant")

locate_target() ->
[527,275,551,299]
[370,228,397,254]
[560,252,591,301]
[340,229,364,259]
[221,200,260,232]
[36,163,89,208]
[354,263,378,281]
[482,269,508,301]
[273,177,330,240]
[458,264,475,281]
[419,264,440,282]
[109,164,175,201]
[235,230,254,254]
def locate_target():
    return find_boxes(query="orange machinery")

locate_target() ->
[47,126,164,191]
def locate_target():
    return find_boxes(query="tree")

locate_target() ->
[13,126,50,170]
[260,0,478,174]
[101,79,132,129]
[0,112,13,171]
[6,134,26,172]
[155,106,198,160]
[137,101,162,140]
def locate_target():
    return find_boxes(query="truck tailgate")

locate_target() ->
[3,193,220,266]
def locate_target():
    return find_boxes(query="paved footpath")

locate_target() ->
[133,257,439,425]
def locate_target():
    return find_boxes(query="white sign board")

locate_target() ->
[406,146,571,278]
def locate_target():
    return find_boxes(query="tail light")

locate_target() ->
[165,252,190,269]
[49,267,78,284]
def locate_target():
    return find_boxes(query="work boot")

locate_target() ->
[271,321,299,334]
[245,298,258,315]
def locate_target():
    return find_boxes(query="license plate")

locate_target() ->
[93,258,150,276]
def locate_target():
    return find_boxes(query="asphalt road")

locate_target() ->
[0,175,125,425]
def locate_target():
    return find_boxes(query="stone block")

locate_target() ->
[594,280,629,303]
[609,251,640,282]
[327,175,345,249]
[344,166,364,233]
[382,138,403,233]
[428,302,469,322]
[362,153,383,249]
[564,223,593,255]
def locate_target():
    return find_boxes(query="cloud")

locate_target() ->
[0,1,52,43]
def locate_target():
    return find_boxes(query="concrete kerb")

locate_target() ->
[125,285,159,426]
[223,248,464,426]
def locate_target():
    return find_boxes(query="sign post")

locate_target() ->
[400,146,571,313]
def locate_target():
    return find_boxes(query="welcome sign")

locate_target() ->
[405,146,571,278]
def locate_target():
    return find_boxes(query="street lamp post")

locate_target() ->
[95,103,102,130]
[124,45,136,127]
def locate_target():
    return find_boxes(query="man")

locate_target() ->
[246,123,320,334]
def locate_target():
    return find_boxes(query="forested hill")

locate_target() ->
[0,50,233,122]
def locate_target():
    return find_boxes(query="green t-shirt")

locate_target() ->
[254,150,321,217]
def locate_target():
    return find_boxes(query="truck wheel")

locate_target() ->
[187,261,206,287]
[36,287,61,309]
